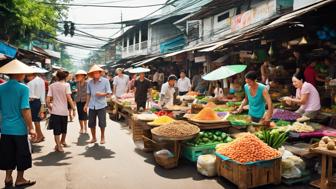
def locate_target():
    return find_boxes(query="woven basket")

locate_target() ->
[154,154,178,169]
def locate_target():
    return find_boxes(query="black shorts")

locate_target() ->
[76,102,88,121]
[88,108,106,128]
[136,101,146,111]
[0,135,32,171]
[30,99,41,122]
[49,114,68,135]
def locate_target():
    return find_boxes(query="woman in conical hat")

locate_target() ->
[0,59,37,187]
[74,70,88,134]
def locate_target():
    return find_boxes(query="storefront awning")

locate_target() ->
[0,41,17,58]
[163,43,215,58]
[262,0,334,32]
[133,56,162,66]
[198,35,242,52]
[33,46,61,59]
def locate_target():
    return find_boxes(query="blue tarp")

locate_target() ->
[160,35,186,54]
[0,41,17,58]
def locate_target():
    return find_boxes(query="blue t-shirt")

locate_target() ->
[87,77,112,110]
[0,80,30,135]
[244,83,266,119]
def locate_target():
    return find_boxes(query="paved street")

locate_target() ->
[1,117,313,189]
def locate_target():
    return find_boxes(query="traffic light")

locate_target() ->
[64,21,69,36]
[70,22,75,37]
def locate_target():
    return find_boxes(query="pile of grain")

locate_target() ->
[151,121,200,138]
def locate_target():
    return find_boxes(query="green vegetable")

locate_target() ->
[256,130,288,149]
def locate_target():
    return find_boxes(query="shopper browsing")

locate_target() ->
[47,70,76,152]
[134,71,152,111]
[177,71,191,96]
[160,75,177,108]
[75,70,88,134]
[113,68,129,98]
[0,60,37,188]
[84,65,112,144]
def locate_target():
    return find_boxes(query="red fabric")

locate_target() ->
[304,66,317,86]
[0,79,5,84]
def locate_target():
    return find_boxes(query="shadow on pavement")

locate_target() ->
[31,144,43,154]
[153,159,208,181]
[33,152,72,167]
[75,133,90,146]
[79,144,115,160]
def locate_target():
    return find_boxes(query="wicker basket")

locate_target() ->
[154,154,178,169]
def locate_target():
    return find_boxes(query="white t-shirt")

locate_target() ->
[113,75,130,98]
[47,81,71,116]
[160,82,175,106]
[214,87,224,98]
[27,76,46,104]
[177,77,191,92]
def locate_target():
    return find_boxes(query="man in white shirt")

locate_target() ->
[177,71,191,96]
[160,75,177,107]
[27,73,46,143]
[113,68,129,98]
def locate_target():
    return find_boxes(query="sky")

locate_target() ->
[57,0,167,66]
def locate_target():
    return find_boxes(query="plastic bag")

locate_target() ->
[154,149,174,158]
[282,166,302,179]
[197,154,217,177]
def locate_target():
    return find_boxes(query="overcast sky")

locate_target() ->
[57,0,166,67]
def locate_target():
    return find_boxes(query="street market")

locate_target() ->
[1,0,336,189]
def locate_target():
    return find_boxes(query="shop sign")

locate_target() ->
[195,55,206,63]
[231,0,276,32]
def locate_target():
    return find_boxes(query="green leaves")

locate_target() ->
[0,0,69,44]
[256,130,288,149]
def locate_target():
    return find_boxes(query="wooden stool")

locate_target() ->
[310,148,336,189]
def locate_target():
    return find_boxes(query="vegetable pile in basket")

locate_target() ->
[151,121,200,138]
[186,130,233,146]
[272,109,301,121]
[216,133,281,163]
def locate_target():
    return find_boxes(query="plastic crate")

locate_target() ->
[182,143,219,162]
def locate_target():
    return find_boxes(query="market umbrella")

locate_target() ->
[128,67,150,74]
[202,65,247,81]
[31,66,49,74]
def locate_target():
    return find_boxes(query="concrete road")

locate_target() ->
[1,117,313,189]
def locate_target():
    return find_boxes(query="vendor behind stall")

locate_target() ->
[159,75,177,107]
[236,71,273,124]
[284,72,321,119]
[134,72,152,111]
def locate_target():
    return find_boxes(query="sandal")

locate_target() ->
[15,180,36,187]
[5,180,13,187]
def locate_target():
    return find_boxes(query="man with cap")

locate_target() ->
[133,68,152,111]
[84,65,112,144]
[160,75,177,107]
[26,67,46,143]
[75,70,88,134]
[113,68,129,98]
[0,59,37,187]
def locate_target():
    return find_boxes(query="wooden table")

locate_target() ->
[310,146,336,189]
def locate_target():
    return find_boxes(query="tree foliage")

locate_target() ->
[0,0,69,45]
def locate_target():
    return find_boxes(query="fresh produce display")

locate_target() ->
[120,93,134,99]
[226,114,251,125]
[154,110,173,117]
[256,130,288,149]
[216,133,281,163]
[148,116,175,125]
[151,121,200,138]
[318,136,336,150]
[151,90,160,101]
[197,96,211,104]
[185,130,233,146]
[272,109,301,121]
[214,106,235,112]
[321,106,336,114]
[187,91,199,96]
[205,102,217,108]
[193,107,220,121]
[216,112,228,118]
[136,113,158,121]
[290,122,314,133]
[275,120,291,127]
[226,101,241,107]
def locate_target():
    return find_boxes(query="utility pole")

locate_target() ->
[121,11,124,34]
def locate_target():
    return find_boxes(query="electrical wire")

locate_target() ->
[40,2,165,8]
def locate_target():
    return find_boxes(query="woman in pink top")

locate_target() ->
[47,71,76,152]
[284,72,321,119]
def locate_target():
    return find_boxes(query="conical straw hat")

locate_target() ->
[75,70,87,75]
[88,64,104,74]
[0,59,34,74]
